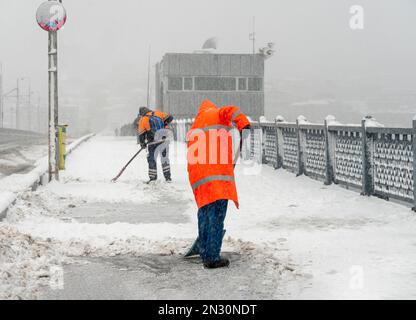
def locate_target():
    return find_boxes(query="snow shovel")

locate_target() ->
[111,147,145,183]
[184,230,227,258]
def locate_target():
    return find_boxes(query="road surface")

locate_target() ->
[0,128,47,178]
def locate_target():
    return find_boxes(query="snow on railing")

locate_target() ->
[171,116,416,211]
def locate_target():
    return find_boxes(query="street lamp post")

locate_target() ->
[49,30,58,180]
[36,0,67,181]
[0,62,3,128]
[16,77,32,131]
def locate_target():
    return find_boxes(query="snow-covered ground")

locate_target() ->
[1,135,416,299]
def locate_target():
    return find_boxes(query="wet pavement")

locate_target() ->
[64,200,190,225]
[41,252,284,300]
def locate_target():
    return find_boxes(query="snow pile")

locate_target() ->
[0,191,15,218]
[0,226,64,300]
[325,115,341,126]
[363,116,384,128]
[275,115,286,123]
[296,115,310,125]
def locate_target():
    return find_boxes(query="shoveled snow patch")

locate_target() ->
[46,180,157,204]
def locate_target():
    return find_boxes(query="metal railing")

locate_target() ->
[171,115,416,210]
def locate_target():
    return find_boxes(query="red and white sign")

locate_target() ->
[36,1,67,32]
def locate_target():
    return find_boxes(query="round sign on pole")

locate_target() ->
[36,1,67,32]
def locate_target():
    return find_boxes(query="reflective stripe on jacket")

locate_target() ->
[187,100,251,209]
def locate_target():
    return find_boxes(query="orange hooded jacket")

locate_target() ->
[187,100,251,209]
[138,110,171,136]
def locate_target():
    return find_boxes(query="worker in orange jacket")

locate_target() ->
[138,107,174,183]
[187,100,251,269]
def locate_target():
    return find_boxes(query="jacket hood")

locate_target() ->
[197,100,218,116]
[139,107,152,116]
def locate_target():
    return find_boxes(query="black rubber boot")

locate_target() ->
[203,258,230,269]
[145,178,157,185]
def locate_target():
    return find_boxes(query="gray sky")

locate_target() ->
[1,0,415,127]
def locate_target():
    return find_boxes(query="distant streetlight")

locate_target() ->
[16,77,31,130]
[36,0,67,181]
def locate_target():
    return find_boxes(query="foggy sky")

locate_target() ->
[1,0,415,129]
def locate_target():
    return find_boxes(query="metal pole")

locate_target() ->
[48,31,59,181]
[54,31,59,180]
[16,79,20,129]
[146,46,151,108]
[0,62,3,128]
[252,16,256,55]
[37,96,41,133]
[28,80,32,131]
[412,118,416,211]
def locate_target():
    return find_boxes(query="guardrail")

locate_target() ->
[0,133,95,220]
[0,128,45,137]
[171,115,416,210]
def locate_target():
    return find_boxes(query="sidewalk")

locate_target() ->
[2,135,416,299]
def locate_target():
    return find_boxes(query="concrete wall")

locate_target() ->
[163,91,264,119]
[161,53,264,77]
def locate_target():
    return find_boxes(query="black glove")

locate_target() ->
[140,142,147,149]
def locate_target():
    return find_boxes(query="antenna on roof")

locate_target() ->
[202,37,218,50]
[194,37,219,54]
[146,45,151,107]
[249,16,256,55]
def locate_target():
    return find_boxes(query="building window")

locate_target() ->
[194,77,236,91]
[168,77,183,91]
[238,78,247,91]
[248,78,263,91]
[184,77,193,91]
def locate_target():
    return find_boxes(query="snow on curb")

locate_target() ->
[0,192,15,220]
[0,134,95,220]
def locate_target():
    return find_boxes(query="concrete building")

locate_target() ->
[155,53,265,119]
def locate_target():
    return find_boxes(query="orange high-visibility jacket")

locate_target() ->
[138,110,170,136]
[187,100,251,209]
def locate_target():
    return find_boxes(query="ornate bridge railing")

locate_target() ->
[171,115,416,210]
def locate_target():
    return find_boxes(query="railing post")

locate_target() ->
[412,118,416,211]
[361,116,375,196]
[296,115,306,176]
[324,115,335,185]
[275,116,285,169]
[180,119,185,142]
[259,117,266,164]
[172,120,177,141]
